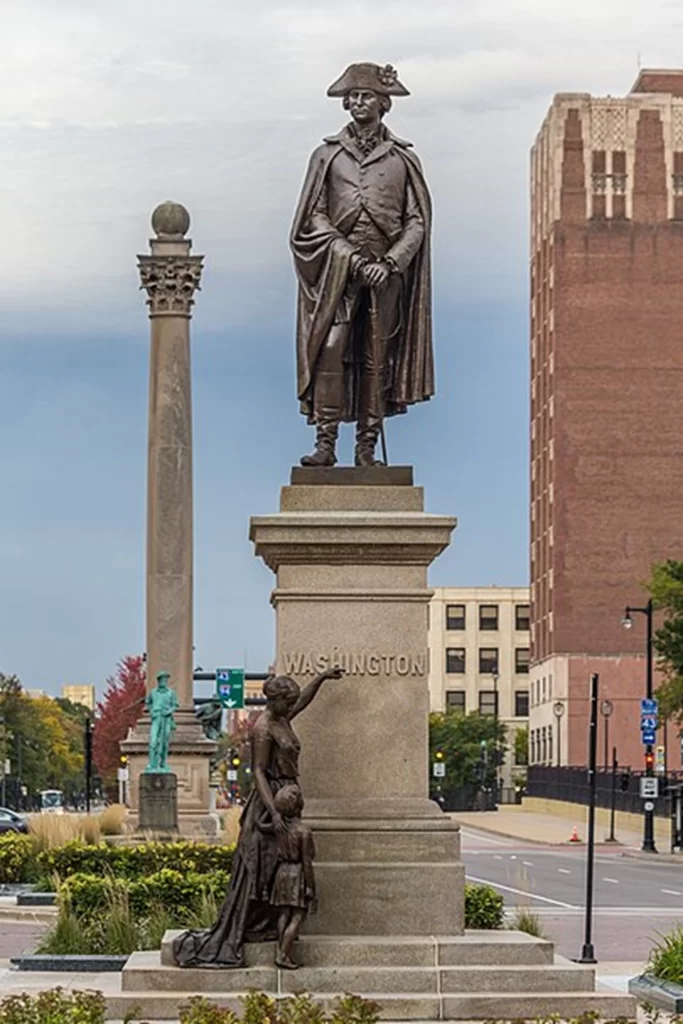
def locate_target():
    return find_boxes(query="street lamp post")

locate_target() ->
[84,714,93,815]
[553,701,565,767]
[600,699,614,773]
[492,671,500,806]
[622,598,657,853]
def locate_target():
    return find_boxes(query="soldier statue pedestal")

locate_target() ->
[139,772,178,833]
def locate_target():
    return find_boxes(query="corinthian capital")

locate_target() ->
[138,254,204,317]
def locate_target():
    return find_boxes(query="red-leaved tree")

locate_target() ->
[93,655,146,794]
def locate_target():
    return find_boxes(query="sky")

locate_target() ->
[2,0,682,695]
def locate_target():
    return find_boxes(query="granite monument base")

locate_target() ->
[250,467,462,936]
[138,772,178,833]
[103,930,635,1021]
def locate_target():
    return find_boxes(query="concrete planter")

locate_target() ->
[629,973,683,1012]
[11,954,128,973]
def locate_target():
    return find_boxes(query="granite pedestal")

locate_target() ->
[138,772,178,832]
[250,467,463,936]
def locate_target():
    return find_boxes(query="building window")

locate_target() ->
[445,648,466,674]
[515,648,530,674]
[515,690,529,718]
[446,604,466,630]
[479,604,499,630]
[479,648,499,674]
[515,604,530,632]
[446,690,466,713]
[479,690,498,716]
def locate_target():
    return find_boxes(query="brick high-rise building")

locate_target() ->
[529,71,683,771]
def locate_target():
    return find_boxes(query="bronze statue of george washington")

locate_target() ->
[290,62,434,468]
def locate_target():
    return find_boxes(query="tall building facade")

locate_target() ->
[428,587,530,792]
[529,71,683,769]
[61,684,96,711]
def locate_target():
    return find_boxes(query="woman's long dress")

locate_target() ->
[173,714,300,967]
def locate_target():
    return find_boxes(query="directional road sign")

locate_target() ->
[432,762,446,778]
[642,729,656,745]
[640,777,659,799]
[216,668,245,709]
[641,698,658,715]
[641,716,658,732]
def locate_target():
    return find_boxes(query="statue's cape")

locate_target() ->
[290,126,434,422]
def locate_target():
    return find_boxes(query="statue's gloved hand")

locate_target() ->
[363,261,390,291]
[349,252,366,278]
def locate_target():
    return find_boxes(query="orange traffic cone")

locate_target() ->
[568,825,581,843]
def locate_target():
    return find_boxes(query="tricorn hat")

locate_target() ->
[327,62,410,98]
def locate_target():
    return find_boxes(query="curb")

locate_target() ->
[453,817,628,849]
[621,849,683,864]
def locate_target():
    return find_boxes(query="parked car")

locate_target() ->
[0,808,28,834]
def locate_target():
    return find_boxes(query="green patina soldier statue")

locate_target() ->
[145,670,179,773]
[291,62,434,468]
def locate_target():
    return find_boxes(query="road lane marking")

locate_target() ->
[466,874,577,909]
[661,889,682,896]
[603,878,619,884]
[523,861,534,867]
[459,829,509,846]
[558,868,570,874]
[494,855,503,860]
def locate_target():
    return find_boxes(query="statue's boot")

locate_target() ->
[355,371,384,467]
[301,371,341,467]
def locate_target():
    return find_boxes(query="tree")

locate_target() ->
[0,675,86,807]
[646,560,683,722]
[429,710,507,795]
[514,726,529,767]
[93,655,146,792]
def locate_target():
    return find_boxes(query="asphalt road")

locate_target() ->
[461,825,683,961]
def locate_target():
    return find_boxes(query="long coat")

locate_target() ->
[290,125,434,423]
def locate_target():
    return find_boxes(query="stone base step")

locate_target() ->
[123,951,595,995]
[104,989,636,1021]
[160,929,554,968]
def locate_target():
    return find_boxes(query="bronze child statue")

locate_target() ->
[269,783,316,969]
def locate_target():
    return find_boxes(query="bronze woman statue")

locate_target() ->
[173,667,341,968]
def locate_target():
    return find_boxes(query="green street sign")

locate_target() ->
[216,668,245,709]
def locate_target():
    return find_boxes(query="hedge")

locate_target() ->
[464,883,504,929]
[60,869,230,922]
[0,835,236,886]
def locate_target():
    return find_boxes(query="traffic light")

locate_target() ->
[620,771,630,792]
[645,750,654,772]
[120,755,128,767]
[231,754,241,768]
[434,750,444,762]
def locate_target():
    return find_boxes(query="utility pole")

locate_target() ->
[577,672,598,964]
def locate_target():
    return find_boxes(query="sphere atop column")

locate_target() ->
[151,201,191,239]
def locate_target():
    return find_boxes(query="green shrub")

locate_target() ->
[510,906,546,938]
[59,868,230,924]
[647,926,683,984]
[0,833,38,884]
[0,989,106,1024]
[178,994,381,1024]
[464,883,504,929]
[37,839,235,884]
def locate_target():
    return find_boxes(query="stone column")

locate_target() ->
[250,467,465,936]
[121,202,216,835]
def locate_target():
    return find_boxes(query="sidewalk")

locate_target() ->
[451,800,669,849]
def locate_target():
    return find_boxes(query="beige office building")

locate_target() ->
[61,684,96,711]
[428,587,530,792]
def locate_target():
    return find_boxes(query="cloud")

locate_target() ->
[1,0,682,688]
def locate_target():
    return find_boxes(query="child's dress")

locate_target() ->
[270,823,316,910]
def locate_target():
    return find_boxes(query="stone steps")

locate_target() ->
[104,988,636,1021]
[108,933,638,1020]
[160,929,555,968]
[124,951,595,995]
